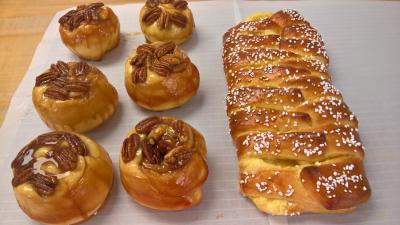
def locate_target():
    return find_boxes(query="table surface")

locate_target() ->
[0,0,146,126]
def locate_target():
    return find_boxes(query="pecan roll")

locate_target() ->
[11,131,113,225]
[119,117,208,211]
[32,60,118,133]
[58,3,120,60]
[139,0,194,44]
[124,42,199,111]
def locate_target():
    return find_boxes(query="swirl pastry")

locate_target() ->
[139,0,194,44]
[125,41,199,111]
[59,2,120,60]
[119,116,208,210]
[33,60,118,133]
[223,10,371,215]
[11,131,113,225]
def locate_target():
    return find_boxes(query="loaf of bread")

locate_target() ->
[223,10,371,215]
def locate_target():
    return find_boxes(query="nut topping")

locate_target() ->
[11,132,89,197]
[142,0,189,29]
[135,117,162,134]
[141,140,162,164]
[170,12,187,28]
[130,53,147,67]
[59,2,105,31]
[164,146,192,170]
[31,174,58,197]
[130,42,189,81]
[126,117,196,173]
[151,59,172,77]
[132,67,147,84]
[142,7,162,25]
[35,61,92,101]
[122,134,141,163]
[173,0,188,10]
[154,42,176,58]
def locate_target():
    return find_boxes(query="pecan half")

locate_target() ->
[52,77,68,88]
[154,42,176,58]
[132,67,147,83]
[35,72,58,86]
[65,81,90,93]
[135,117,162,134]
[65,134,88,156]
[145,0,160,8]
[151,59,172,76]
[160,0,173,4]
[31,174,58,197]
[163,146,192,170]
[142,7,162,25]
[12,167,34,187]
[74,61,90,76]
[121,133,141,163]
[141,139,162,164]
[44,86,69,100]
[173,0,188,10]
[157,133,178,153]
[37,132,63,146]
[130,53,147,67]
[159,11,170,29]
[52,147,78,171]
[160,54,187,72]
[137,44,156,55]
[170,12,187,28]
[51,61,70,76]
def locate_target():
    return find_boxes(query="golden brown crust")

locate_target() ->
[139,0,194,44]
[223,10,371,215]
[59,3,120,60]
[125,42,199,111]
[119,117,208,211]
[32,61,118,133]
[11,132,113,225]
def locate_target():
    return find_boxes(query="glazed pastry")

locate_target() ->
[11,131,113,225]
[58,2,120,60]
[33,60,118,133]
[125,41,199,111]
[223,10,371,215]
[139,0,194,44]
[119,116,208,210]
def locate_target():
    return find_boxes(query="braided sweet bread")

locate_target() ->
[223,10,371,215]
[119,116,208,210]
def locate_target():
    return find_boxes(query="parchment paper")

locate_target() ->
[0,1,399,225]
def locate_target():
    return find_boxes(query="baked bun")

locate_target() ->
[33,60,118,133]
[139,0,194,44]
[125,41,199,111]
[11,131,113,225]
[59,2,120,60]
[119,116,208,211]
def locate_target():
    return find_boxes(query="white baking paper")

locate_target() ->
[0,1,399,225]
